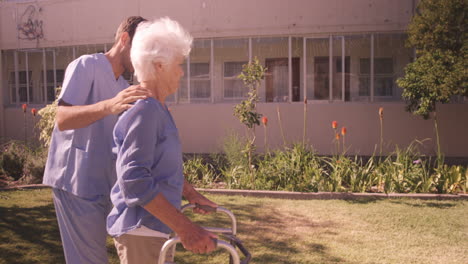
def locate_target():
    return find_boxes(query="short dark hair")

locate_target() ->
[114,16,147,45]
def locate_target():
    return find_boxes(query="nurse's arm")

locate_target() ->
[56,85,151,131]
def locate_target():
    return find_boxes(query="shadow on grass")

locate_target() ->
[0,204,65,264]
[344,197,380,204]
[181,199,347,264]
[389,200,459,209]
[0,191,119,264]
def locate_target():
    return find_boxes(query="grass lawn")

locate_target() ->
[0,188,466,264]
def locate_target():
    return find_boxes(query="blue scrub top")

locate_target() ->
[43,53,129,199]
[107,98,184,237]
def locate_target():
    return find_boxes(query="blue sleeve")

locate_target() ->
[58,56,94,105]
[115,101,162,207]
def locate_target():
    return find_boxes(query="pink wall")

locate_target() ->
[0,0,414,49]
[169,102,468,156]
[5,102,466,157]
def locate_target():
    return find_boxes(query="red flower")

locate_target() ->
[335,133,340,140]
[22,104,27,113]
[31,108,37,116]
[341,127,347,136]
[261,116,268,126]
[379,107,384,119]
[332,121,338,129]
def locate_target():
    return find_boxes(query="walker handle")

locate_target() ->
[195,203,217,212]
[158,237,241,264]
[181,204,237,235]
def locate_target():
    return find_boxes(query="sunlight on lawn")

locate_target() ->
[0,189,466,264]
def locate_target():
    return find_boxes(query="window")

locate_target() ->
[359,58,394,96]
[2,34,413,106]
[42,69,64,102]
[9,71,32,103]
[223,61,247,99]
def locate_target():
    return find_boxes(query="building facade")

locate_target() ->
[1,0,467,156]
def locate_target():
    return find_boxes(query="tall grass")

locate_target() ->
[184,140,466,194]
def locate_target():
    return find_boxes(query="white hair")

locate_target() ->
[131,17,192,82]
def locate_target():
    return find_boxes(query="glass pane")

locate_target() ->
[252,37,288,102]
[359,58,371,96]
[8,72,16,104]
[189,39,211,102]
[291,37,303,102]
[55,46,76,99]
[306,38,329,100]
[18,51,34,103]
[38,50,54,103]
[3,50,15,104]
[224,79,247,98]
[375,77,394,96]
[375,58,393,74]
[374,33,412,101]
[360,58,370,74]
[43,69,64,102]
[191,80,210,98]
[224,62,244,78]
[223,61,248,98]
[55,46,75,71]
[332,36,343,101]
[214,38,249,101]
[17,71,32,103]
[177,62,188,103]
[190,62,209,77]
[190,62,210,99]
[345,35,371,101]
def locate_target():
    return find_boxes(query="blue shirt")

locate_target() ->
[107,98,184,237]
[43,53,129,199]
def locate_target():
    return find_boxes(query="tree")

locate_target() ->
[397,0,467,119]
[234,57,266,187]
[397,0,467,166]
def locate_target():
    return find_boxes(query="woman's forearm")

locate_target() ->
[143,193,194,234]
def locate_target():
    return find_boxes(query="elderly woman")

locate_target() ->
[106,17,217,264]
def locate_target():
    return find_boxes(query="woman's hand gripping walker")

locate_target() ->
[158,204,251,264]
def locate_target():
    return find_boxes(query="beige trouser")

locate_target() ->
[113,234,175,264]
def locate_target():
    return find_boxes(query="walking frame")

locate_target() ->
[158,204,251,264]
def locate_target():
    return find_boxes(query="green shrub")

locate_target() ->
[348,157,378,193]
[21,147,48,184]
[433,165,467,194]
[221,132,253,189]
[0,141,47,184]
[223,164,251,189]
[183,156,218,188]
[0,141,30,180]
[323,156,379,193]
[322,156,352,192]
[36,98,58,148]
[375,140,432,193]
[222,131,249,169]
[255,144,324,192]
